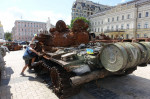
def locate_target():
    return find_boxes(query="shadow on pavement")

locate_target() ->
[68,74,150,99]
[22,67,150,99]
[0,66,14,99]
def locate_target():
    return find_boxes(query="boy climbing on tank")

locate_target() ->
[20,35,40,76]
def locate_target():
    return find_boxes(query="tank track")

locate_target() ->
[50,66,81,99]
[32,60,81,99]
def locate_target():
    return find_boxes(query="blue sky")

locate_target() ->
[0,0,132,32]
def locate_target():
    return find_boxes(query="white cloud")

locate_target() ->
[0,7,23,32]
[31,11,71,26]
[0,7,71,32]
[121,0,126,3]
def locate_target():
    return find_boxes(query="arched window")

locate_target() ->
[144,22,148,28]
[146,12,149,17]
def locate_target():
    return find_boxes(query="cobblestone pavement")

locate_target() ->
[1,50,150,99]
[0,50,58,99]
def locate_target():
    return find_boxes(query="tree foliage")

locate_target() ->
[70,17,90,28]
[4,32,12,41]
[67,25,71,29]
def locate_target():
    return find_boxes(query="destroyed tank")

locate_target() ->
[33,20,150,99]
[0,46,8,85]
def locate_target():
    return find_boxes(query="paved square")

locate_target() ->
[1,49,150,99]
[0,50,58,99]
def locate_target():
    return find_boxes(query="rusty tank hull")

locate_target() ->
[33,42,145,99]
[32,20,148,99]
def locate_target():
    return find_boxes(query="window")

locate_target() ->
[95,22,97,25]
[101,28,103,32]
[116,25,119,30]
[72,9,75,12]
[139,13,141,18]
[144,22,148,28]
[107,26,109,30]
[138,23,141,29]
[144,34,147,38]
[95,28,96,32]
[101,20,103,24]
[146,12,149,17]
[117,16,119,21]
[122,15,124,20]
[98,28,100,32]
[112,17,114,22]
[126,34,129,39]
[111,26,114,30]
[127,24,129,29]
[108,18,110,22]
[127,14,130,19]
[137,34,140,38]
[121,24,124,29]
[78,6,81,9]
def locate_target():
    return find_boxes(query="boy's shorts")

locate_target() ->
[23,55,33,65]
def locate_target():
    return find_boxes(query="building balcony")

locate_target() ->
[104,29,125,33]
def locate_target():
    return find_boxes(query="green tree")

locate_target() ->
[67,25,71,29]
[70,17,90,28]
[4,32,12,41]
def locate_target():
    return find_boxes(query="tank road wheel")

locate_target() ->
[50,67,81,99]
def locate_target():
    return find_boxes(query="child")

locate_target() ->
[20,36,40,76]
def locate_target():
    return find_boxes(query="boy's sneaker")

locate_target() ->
[20,72,25,76]
[31,62,38,67]
[28,69,35,73]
